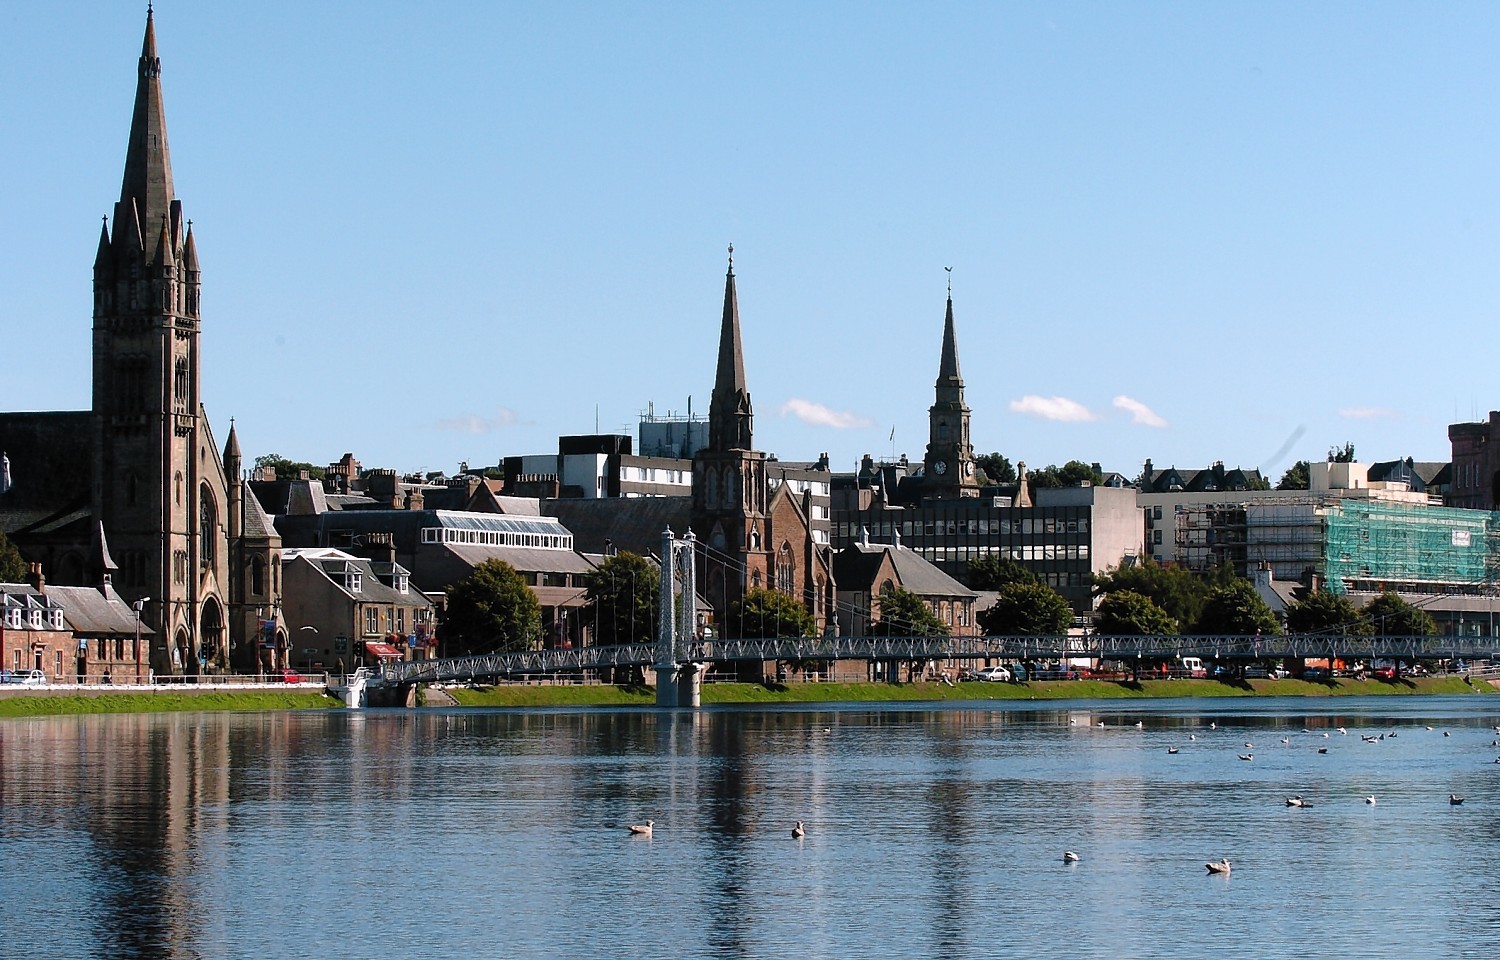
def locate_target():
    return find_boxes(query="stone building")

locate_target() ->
[0,11,280,675]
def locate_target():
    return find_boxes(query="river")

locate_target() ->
[3,697,1500,959]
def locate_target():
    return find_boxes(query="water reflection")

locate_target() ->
[4,698,1500,959]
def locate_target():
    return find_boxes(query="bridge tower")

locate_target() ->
[655,528,704,706]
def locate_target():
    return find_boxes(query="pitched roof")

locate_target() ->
[45,583,151,636]
[834,541,976,600]
[541,498,693,558]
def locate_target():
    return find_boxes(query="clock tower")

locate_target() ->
[922,283,980,500]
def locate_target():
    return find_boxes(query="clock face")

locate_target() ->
[964,461,975,477]
[933,460,948,475]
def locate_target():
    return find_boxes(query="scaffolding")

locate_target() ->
[1320,500,1500,594]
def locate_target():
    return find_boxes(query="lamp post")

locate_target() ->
[298,625,318,677]
[132,597,150,685]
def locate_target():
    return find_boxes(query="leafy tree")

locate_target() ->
[254,453,327,481]
[978,581,1074,635]
[1285,590,1371,637]
[442,559,542,654]
[1028,460,1105,490]
[1093,559,1207,629]
[1328,442,1356,463]
[974,452,1016,485]
[1362,591,1437,638]
[1094,590,1176,635]
[1244,474,1272,491]
[582,551,660,646]
[0,529,26,583]
[725,588,816,639]
[870,586,950,637]
[1276,461,1310,491]
[1194,580,1280,635]
[964,553,1039,591]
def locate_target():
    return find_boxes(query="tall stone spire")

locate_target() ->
[708,244,754,452]
[936,294,962,390]
[922,274,979,499]
[116,6,177,261]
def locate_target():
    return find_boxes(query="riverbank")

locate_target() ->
[447,674,1495,708]
[0,688,341,718]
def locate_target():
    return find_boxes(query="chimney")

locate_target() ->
[26,562,44,592]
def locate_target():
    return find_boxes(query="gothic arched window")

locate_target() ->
[776,542,794,595]
[250,556,266,597]
[173,358,189,413]
[199,486,217,568]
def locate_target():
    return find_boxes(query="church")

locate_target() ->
[0,11,282,676]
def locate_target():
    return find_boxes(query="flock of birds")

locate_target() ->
[626,720,1496,877]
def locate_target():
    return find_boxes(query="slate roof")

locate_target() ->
[541,498,693,558]
[1366,458,1449,491]
[834,542,977,600]
[1141,464,1266,493]
[44,583,152,636]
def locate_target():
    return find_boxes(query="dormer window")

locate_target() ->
[28,609,43,629]
[346,572,362,593]
[49,609,64,629]
[396,575,408,594]
[3,609,19,629]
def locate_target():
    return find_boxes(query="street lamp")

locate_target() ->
[132,598,150,685]
[298,625,318,677]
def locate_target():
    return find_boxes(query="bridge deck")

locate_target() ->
[375,634,1500,687]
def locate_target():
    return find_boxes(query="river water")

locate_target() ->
[3,697,1500,960]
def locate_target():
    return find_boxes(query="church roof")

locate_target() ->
[834,540,976,600]
[541,497,693,559]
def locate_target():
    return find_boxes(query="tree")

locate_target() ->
[1028,460,1105,490]
[1093,559,1208,629]
[964,553,1039,591]
[0,529,26,583]
[724,588,815,639]
[974,452,1016,485]
[1328,442,1356,463]
[1362,591,1437,638]
[442,559,542,655]
[1194,580,1279,635]
[582,551,660,646]
[1276,461,1310,491]
[978,581,1073,636]
[254,453,326,481]
[871,586,949,637]
[1094,590,1176,635]
[1285,590,1371,637]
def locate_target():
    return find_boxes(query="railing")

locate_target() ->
[372,634,1500,687]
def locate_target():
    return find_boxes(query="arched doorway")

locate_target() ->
[199,598,224,674]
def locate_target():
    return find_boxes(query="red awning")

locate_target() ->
[364,642,402,660]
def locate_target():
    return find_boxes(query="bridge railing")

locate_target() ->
[371,633,1500,686]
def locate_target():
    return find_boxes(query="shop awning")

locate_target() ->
[364,642,402,659]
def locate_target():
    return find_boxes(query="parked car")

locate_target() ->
[972,665,1013,683]
[280,667,302,684]
[0,669,48,686]
[1372,665,1398,681]
[1301,667,1331,681]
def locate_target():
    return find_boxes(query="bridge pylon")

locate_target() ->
[654,528,703,707]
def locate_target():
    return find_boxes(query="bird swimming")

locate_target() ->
[1205,858,1231,874]
[1364,796,1376,805]
[1238,753,1253,761]
[628,820,655,837]
[1317,747,1328,754]
[1449,795,1465,806]
[1167,747,1179,754]
[1285,796,1306,807]
[792,820,806,839]
[1063,851,1080,863]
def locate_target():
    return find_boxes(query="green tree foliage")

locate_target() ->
[1276,460,1310,490]
[964,553,1039,591]
[978,581,1074,636]
[1094,590,1177,635]
[725,588,816,639]
[1027,460,1105,490]
[442,559,542,655]
[870,586,950,637]
[1093,559,1207,629]
[253,453,327,481]
[1285,590,1371,637]
[974,452,1016,485]
[582,551,660,646]
[0,529,26,583]
[1328,442,1356,463]
[1244,474,1272,491]
[1362,591,1437,638]
[1194,580,1280,635]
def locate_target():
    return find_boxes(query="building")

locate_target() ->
[833,533,979,638]
[1448,413,1500,509]
[689,249,835,636]
[0,12,280,676]
[280,548,435,672]
[504,435,694,500]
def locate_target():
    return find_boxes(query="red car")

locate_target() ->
[1372,665,1398,681]
[280,667,302,684]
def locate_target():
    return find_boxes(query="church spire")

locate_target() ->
[937,292,962,388]
[708,244,754,451]
[117,5,176,261]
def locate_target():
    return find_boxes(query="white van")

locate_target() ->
[1180,657,1207,678]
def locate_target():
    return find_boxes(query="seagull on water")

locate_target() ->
[1285,796,1306,807]
[792,820,806,839]
[1338,727,1348,735]
[1167,747,1179,754]
[1281,738,1290,745]
[1364,796,1376,805]
[1238,753,1254,761]
[1205,858,1232,874]
[1063,850,1080,863]
[1189,735,1197,741]
[628,820,655,837]
[1318,747,1328,754]
[1449,795,1465,806]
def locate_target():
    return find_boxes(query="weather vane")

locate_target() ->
[945,265,953,297]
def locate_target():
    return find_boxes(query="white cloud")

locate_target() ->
[779,398,874,429]
[1113,395,1168,428]
[434,408,525,433]
[1008,395,1097,422]
[1338,407,1401,421]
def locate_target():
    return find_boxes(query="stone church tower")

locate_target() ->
[692,247,774,622]
[921,285,980,500]
[89,10,265,675]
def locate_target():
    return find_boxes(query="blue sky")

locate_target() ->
[4,3,1499,481]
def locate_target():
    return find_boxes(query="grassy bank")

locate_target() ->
[0,689,342,718]
[447,675,1493,708]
